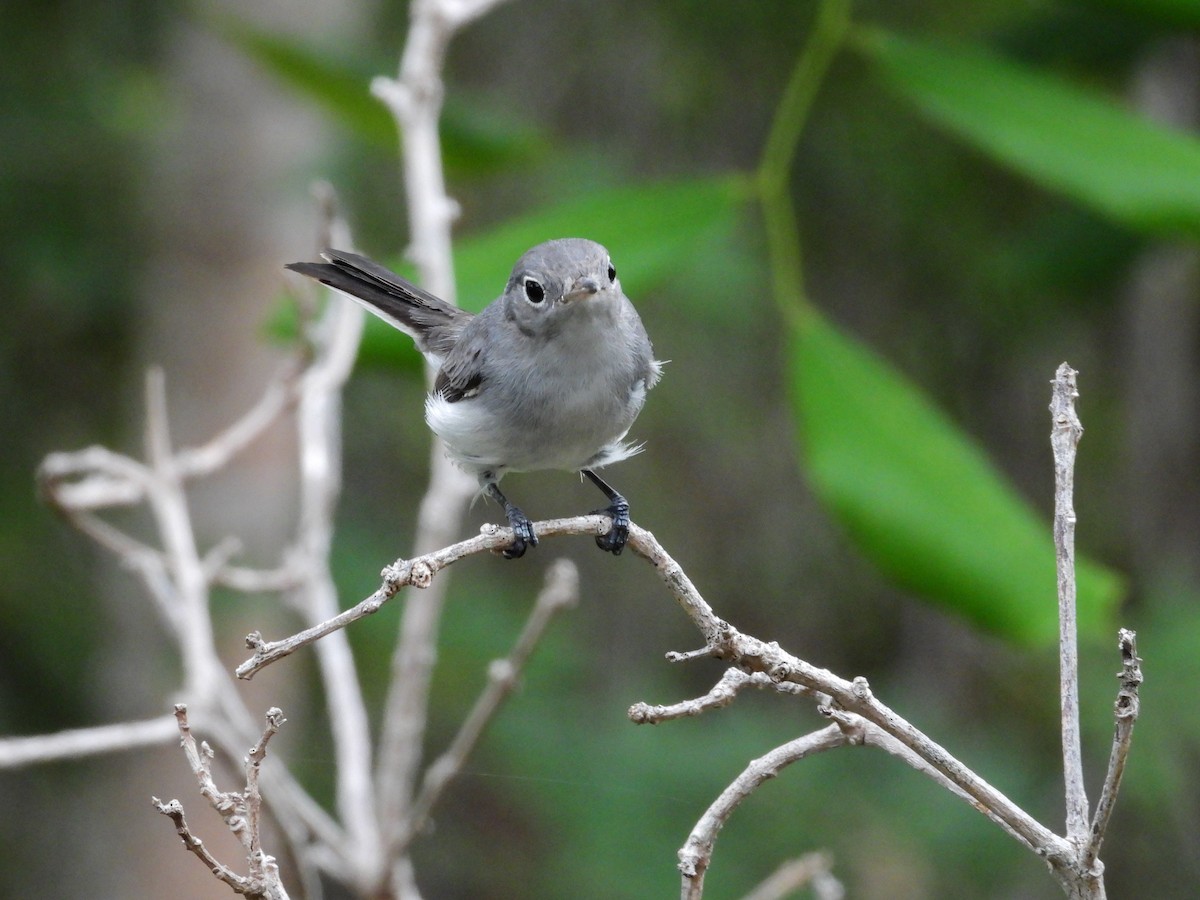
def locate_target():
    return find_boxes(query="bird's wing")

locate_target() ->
[433,322,489,402]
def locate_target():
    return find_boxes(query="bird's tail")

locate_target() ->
[286,249,469,357]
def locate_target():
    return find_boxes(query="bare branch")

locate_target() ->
[679,726,849,898]
[629,668,816,725]
[236,516,610,679]
[173,704,253,850]
[396,558,579,850]
[157,710,292,897]
[739,852,843,900]
[36,355,351,879]
[33,356,354,885]
[1085,629,1142,869]
[819,706,1037,853]
[246,708,287,890]
[235,512,1072,868]
[0,715,178,770]
[664,364,1129,897]
[367,4,510,875]
[202,692,352,884]
[152,798,254,895]
[288,204,379,871]
[637,658,1040,872]
[156,705,292,899]
[212,561,305,594]
[624,526,1075,870]
[174,362,302,479]
[1051,362,1090,845]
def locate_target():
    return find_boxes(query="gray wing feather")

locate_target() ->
[433,320,490,403]
[286,249,471,358]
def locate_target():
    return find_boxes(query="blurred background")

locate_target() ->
[2,0,1198,897]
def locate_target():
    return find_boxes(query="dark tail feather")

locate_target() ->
[286,249,469,355]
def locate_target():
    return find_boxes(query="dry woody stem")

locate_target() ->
[153,706,290,900]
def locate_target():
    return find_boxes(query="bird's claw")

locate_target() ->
[592,499,630,555]
[503,508,538,559]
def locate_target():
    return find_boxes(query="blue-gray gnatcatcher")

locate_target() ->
[286,238,661,558]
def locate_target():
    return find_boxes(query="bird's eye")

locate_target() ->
[607,262,617,282]
[523,278,545,304]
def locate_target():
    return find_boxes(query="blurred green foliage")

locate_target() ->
[4,0,1200,898]
[791,311,1122,643]
[213,14,552,178]
[862,28,1200,238]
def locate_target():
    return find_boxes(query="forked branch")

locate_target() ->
[153,706,290,900]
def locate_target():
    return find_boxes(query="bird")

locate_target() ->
[286,238,661,559]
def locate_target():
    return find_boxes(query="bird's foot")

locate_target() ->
[485,480,538,560]
[591,496,630,555]
[503,506,538,559]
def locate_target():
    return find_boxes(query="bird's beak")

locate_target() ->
[564,276,602,303]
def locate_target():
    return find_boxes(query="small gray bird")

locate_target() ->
[286,238,661,558]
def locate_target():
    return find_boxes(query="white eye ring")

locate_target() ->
[523,277,545,304]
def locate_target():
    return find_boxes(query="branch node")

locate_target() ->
[665,646,715,664]
[487,659,517,689]
[820,706,866,746]
[409,560,434,589]
[766,658,795,683]
[851,676,872,701]
[381,559,411,586]
[627,702,659,724]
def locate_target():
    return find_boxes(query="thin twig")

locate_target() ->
[152,798,253,895]
[1051,362,1089,846]
[213,561,306,594]
[0,714,178,770]
[1085,629,1142,869]
[157,705,291,900]
[629,669,815,725]
[174,361,303,479]
[173,704,252,849]
[142,368,222,702]
[202,690,352,882]
[623,526,1076,869]
[236,516,610,679]
[679,726,849,898]
[246,708,287,890]
[37,451,152,512]
[395,558,579,851]
[738,852,843,900]
[290,205,380,871]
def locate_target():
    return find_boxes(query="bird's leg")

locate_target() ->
[582,469,630,555]
[484,480,537,559]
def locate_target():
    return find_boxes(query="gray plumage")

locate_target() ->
[286,238,660,558]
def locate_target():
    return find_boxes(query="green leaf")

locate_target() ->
[859,28,1200,239]
[211,19,548,174]
[790,311,1124,645]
